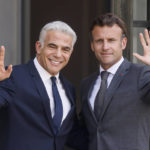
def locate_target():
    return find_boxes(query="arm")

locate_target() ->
[66,113,89,150]
[66,81,90,150]
[133,29,150,65]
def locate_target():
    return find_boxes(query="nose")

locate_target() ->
[55,48,62,57]
[103,41,109,50]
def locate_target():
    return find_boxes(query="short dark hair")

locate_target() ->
[90,13,127,41]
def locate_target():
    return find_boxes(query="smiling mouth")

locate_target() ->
[49,59,62,65]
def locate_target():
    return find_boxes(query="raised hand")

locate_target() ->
[133,29,150,65]
[0,46,12,81]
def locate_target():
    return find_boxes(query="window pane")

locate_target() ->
[133,0,147,20]
[132,27,145,64]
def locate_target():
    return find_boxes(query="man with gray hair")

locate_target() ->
[0,21,84,150]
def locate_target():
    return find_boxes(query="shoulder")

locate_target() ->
[80,72,98,95]
[4,60,35,85]
[128,62,150,76]
[121,59,149,76]
[59,73,75,90]
[10,59,35,76]
[81,72,98,86]
[59,74,76,98]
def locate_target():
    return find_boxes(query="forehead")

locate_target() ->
[45,30,73,44]
[92,24,123,38]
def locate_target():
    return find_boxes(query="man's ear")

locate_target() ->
[91,42,95,52]
[35,41,42,54]
[122,37,127,50]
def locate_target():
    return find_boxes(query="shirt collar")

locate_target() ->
[34,57,59,82]
[99,57,124,75]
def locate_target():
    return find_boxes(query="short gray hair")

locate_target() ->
[39,21,77,48]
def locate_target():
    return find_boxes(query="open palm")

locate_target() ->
[133,29,150,65]
[0,46,12,81]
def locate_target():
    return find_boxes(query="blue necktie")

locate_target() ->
[51,76,63,134]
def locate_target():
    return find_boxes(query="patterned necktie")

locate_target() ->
[94,71,109,121]
[51,76,63,134]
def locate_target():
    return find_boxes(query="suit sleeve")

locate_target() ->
[0,77,15,109]
[139,65,150,103]
[66,113,89,150]
[66,79,89,150]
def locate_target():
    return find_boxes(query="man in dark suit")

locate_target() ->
[80,13,150,150]
[0,21,79,150]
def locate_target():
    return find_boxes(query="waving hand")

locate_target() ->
[133,29,150,65]
[0,46,12,81]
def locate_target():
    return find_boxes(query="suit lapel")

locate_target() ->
[99,59,131,121]
[58,74,76,132]
[27,60,54,134]
[59,74,75,106]
[86,72,99,123]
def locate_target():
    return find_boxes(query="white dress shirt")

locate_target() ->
[34,58,71,124]
[89,57,124,110]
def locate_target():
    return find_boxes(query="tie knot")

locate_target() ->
[101,71,109,81]
[51,76,56,83]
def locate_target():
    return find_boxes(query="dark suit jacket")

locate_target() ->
[0,59,76,150]
[80,59,150,150]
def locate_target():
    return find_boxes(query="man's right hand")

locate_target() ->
[0,46,12,81]
[133,29,150,65]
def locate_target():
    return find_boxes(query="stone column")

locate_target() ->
[111,0,133,60]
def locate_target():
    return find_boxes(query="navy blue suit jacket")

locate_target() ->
[0,60,76,150]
